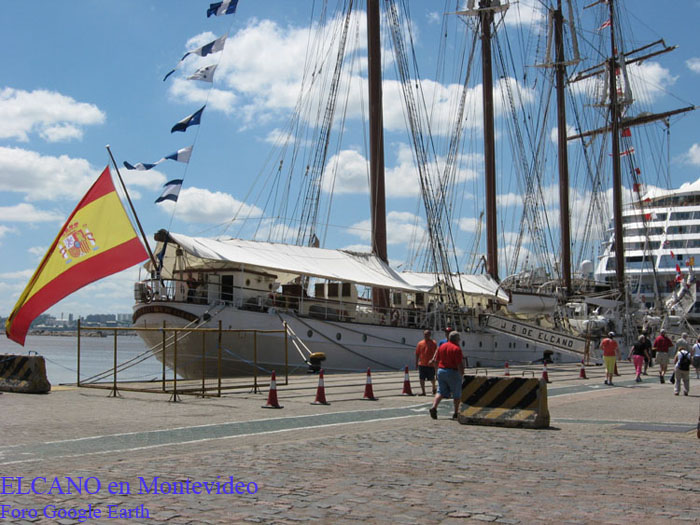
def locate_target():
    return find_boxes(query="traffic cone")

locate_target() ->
[504,361,510,376]
[579,360,587,379]
[363,368,378,400]
[262,371,283,409]
[541,363,551,383]
[401,366,414,396]
[311,369,330,405]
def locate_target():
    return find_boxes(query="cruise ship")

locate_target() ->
[594,178,700,323]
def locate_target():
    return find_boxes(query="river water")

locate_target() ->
[0,334,168,386]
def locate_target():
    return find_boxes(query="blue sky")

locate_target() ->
[1,0,699,324]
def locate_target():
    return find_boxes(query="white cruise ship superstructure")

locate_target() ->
[595,178,700,322]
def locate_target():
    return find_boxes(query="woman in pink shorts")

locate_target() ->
[628,335,651,382]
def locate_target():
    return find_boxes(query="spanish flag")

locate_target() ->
[5,166,148,345]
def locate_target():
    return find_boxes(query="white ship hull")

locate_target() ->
[132,302,574,378]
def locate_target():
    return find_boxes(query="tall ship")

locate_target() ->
[595,179,700,323]
[128,0,694,378]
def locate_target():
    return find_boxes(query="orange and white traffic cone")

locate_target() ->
[401,365,414,396]
[311,369,330,405]
[504,361,510,376]
[579,360,587,379]
[363,368,378,400]
[541,363,551,383]
[262,371,283,409]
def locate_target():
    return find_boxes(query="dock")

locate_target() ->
[1,361,698,523]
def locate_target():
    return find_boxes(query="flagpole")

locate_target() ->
[105,145,159,271]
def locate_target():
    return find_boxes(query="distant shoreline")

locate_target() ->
[2,330,139,338]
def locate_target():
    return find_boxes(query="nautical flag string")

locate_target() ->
[207,0,239,17]
[163,35,227,81]
[171,106,206,133]
[123,146,193,171]
[187,64,217,83]
[598,19,611,31]
[155,179,184,204]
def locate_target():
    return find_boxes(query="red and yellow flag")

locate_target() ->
[5,166,148,345]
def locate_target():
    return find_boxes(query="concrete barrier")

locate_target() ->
[0,354,51,394]
[457,375,549,429]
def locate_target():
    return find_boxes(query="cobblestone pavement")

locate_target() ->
[1,362,698,524]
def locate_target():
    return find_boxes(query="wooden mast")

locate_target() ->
[554,0,572,294]
[608,0,626,295]
[367,0,389,308]
[480,1,498,281]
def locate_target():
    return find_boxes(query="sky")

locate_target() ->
[1,0,699,327]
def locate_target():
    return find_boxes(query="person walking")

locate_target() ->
[673,343,692,396]
[653,329,674,383]
[692,336,700,380]
[429,331,464,420]
[415,330,437,396]
[641,333,652,375]
[629,335,651,382]
[600,332,620,386]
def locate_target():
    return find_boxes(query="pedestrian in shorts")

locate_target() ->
[415,330,437,396]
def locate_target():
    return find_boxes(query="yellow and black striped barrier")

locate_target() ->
[0,354,51,394]
[458,375,549,429]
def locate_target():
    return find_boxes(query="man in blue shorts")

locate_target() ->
[429,331,465,420]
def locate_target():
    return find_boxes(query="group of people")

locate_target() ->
[599,329,700,395]
[414,328,464,421]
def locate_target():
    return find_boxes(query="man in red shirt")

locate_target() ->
[653,328,674,383]
[415,330,437,396]
[429,331,465,420]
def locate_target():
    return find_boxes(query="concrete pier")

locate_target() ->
[1,361,698,523]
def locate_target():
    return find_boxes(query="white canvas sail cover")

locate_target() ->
[150,233,423,292]
[400,271,508,302]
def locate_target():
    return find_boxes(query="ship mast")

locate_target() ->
[607,0,626,295]
[457,0,507,281]
[367,0,389,308]
[553,0,572,294]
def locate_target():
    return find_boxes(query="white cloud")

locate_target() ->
[681,143,700,166]
[0,87,105,142]
[348,210,426,246]
[496,192,522,207]
[0,268,34,280]
[458,217,481,233]
[157,186,263,224]
[550,124,577,144]
[686,57,700,74]
[323,143,478,198]
[0,147,159,203]
[504,0,546,27]
[0,203,64,223]
[0,225,15,239]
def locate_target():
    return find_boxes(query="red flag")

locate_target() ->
[644,213,652,220]
[5,167,148,345]
[675,264,683,283]
[599,19,612,31]
[633,183,642,193]
[619,147,635,156]
[635,167,641,175]
[621,128,631,137]
[671,251,675,257]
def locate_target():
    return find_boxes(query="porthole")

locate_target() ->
[307,330,313,338]
[268,283,273,290]
[362,334,367,342]
[526,343,529,348]
[245,279,251,286]
[336,332,342,341]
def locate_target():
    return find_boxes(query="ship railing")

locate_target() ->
[75,319,289,402]
[137,277,485,331]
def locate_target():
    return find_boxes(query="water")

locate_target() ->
[0,334,167,386]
